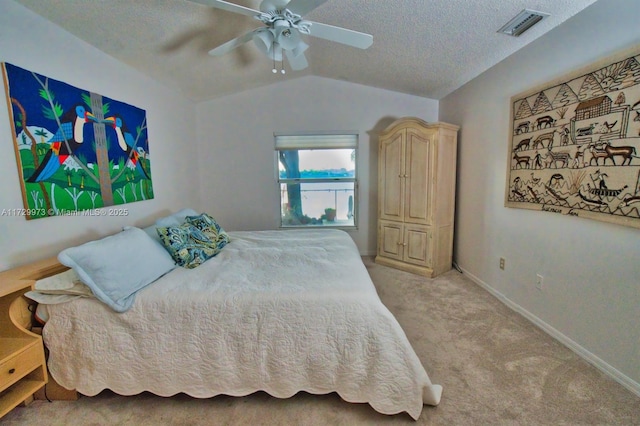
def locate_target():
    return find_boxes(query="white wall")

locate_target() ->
[195,76,438,254]
[0,2,200,270]
[440,0,640,392]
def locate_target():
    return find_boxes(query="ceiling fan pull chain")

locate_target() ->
[272,40,277,73]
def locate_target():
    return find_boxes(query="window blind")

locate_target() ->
[275,133,358,150]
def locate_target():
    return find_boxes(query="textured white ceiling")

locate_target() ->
[12,0,598,102]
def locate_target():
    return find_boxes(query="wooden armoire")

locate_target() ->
[375,118,459,277]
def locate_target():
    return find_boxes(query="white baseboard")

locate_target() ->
[458,265,640,398]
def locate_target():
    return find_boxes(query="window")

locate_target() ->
[276,133,357,228]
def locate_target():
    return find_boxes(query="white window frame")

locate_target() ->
[275,132,358,229]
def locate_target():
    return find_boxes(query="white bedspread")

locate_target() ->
[44,229,441,419]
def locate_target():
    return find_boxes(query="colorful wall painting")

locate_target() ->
[2,63,153,220]
[505,47,640,229]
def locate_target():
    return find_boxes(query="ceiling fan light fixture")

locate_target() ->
[253,28,274,50]
[253,29,274,56]
[276,28,301,50]
[253,28,283,61]
[290,40,308,58]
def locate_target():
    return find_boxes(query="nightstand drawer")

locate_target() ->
[0,343,42,390]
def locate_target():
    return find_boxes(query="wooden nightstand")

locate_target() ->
[0,280,48,419]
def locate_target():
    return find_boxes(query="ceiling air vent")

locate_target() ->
[498,9,550,37]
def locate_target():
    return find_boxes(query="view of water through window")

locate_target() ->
[279,149,356,227]
[281,181,354,222]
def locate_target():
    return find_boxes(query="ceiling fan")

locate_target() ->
[188,0,373,73]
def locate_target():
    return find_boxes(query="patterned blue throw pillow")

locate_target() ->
[185,213,230,248]
[157,222,225,269]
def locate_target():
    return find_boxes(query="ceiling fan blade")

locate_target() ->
[285,0,328,16]
[188,0,259,17]
[308,21,373,49]
[208,30,257,56]
[285,49,309,71]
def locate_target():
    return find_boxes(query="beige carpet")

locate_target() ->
[3,257,639,425]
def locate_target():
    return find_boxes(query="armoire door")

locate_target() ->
[404,128,431,225]
[379,131,405,222]
[403,224,431,266]
[378,220,404,260]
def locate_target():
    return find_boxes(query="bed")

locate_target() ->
[14,211,442,420]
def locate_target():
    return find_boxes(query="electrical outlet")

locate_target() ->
[536,274,544,290]
[499,257,505,270]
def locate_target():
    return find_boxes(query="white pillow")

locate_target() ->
[143,208,199,245]
[34,268,93,296]
[24,291,81,305]
[155,208,199,228]
[58,227,176,312]
[24,269,94,306]
[142,224,163,244]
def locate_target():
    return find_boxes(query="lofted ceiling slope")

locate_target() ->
[12,0,597,102]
